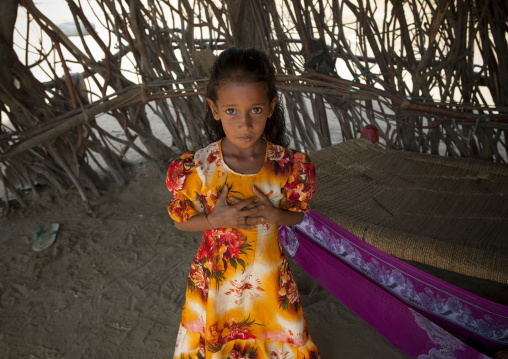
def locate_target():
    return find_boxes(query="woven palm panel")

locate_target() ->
[310,139,508,284]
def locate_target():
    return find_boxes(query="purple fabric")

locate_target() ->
[279,210,508,359]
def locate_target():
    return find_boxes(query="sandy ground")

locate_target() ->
[0,160,415,359]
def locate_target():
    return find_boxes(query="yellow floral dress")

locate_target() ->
[166,140,319,359]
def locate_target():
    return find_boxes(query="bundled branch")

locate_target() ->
[1,0,507,213]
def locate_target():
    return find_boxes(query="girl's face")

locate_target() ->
[207,81,278,151]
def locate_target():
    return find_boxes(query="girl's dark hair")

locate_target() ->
[202,47,289,147]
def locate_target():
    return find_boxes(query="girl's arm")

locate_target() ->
[174,186,266,232]
[265,207,304,227]
[174,214,217,232]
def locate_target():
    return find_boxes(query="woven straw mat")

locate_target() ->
[309,139,508,285]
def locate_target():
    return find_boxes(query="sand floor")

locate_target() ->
[3,160,507,358]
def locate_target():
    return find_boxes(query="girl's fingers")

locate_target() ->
[234,196,258,211]
[213,187,271,228]
[252,185,270,204]
[237,216,265,229]
[228,186,271,209]
[228,197,257,210]
[228,197,257,211]
[218,185,228,203]
[249,216,266,225]
[241,206,265,217]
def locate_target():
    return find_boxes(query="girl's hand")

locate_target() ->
[208,186,266,230]
[251,185,281,224]
[252,185,304,226]
[230,186,304,226]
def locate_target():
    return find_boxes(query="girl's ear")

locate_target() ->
[207,98,220,121]
[269,96,279,117]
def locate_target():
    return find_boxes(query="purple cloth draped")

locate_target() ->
[279,210,508,359]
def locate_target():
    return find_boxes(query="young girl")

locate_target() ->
[167,47,320,359]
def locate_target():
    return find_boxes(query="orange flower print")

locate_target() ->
[228,344,258,359]
[267,145,292,174]
[282,160,315,212]
[199,184,227,214]
[188,258,210,299]
[167,173,184,195]
[198,337,206,358]
[293,152,307,162]
[191,229,252,293]
[206,149,219,164]
[208,322,222,351]
[166,162,185,195]
[205,187,219,212]
[220,231,243,259]
[267,145,287,162]
[167,197,194,223]
[206,316,259,353]
[167,152,195,195]
[224,275,265,305]
[197,231,215,261]
[277,258,300,311]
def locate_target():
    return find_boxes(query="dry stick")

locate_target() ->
[109,108,154,162]
[415,0,452,77]
[266,2,296,75]
[20,162,40,200]
[1,87,139,157]
[0,167,27,208]
[61,124,102,198]
[315,93,331,147]
[388,0,417,70]
[122,6,194,156]
[1,171,11,214]
[20,0,92,67]
[289,0,310,57]
[339,1,375,79]
[295,94,321,148]
[291,74,508,121]
[489,1,508,107]
[289,94,317,152]
[47,144,92,214]
[149,100,186,151]
[87,128,127,187]
[54,42,78,110]
[491,128,504,162]
[0,78,40,125]
[1,83,205,158]
[128,0,156,79]
[30,158,67,194]
[360,3,391,88]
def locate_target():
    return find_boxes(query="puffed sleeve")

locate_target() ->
[166,152,204,223]
[280,151,316,212]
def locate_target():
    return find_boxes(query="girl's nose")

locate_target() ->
[238,113,253,129]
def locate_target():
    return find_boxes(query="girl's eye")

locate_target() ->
[225,109,237,115]
[251,107,263,114]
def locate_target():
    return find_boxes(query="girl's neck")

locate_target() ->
[221,138,267,174]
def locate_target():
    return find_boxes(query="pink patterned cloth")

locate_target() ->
[279,210,508,358]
